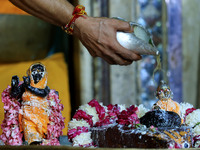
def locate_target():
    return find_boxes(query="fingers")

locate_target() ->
[83,36,141,65]
[86,44,134,65]
[88,47,140,66]
[84,39,135,65]
[115,49,142,62]
[99,56,133,66]
[106,36,142,63]
[111,51,141,65]
[102,52,133,66]
[87,45,135,65]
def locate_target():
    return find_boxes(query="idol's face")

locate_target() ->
[157,87,171,100]
[156,81,173,101]
[31,64,45,84]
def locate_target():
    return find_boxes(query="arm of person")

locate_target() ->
[9,0,73,26]
[9,0,141,65]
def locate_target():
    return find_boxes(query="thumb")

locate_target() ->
[113,19,132,32]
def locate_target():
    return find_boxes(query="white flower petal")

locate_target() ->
[137,104,150,118]
[79,104,99,124]
[72,132,92,146]
[185,109,200,127]
[68,119,90,130]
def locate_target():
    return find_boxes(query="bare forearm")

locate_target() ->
[9,0,142,65]
[9,0,74,26]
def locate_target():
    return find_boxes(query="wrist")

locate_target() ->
[61,5,87,35]
[73,15,89,37]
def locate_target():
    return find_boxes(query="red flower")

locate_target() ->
[117,105,139,126]
[95,116,117,127]
[193,135,200,147]
[67,126,89,142]
[88,99,105,121]
[73,110,93,126]
[127,105,139,114]
[107,104,121,118]
[94,103,122,127]
[185,108,196,116]
[174,142,182,148]
[184,108,196,122]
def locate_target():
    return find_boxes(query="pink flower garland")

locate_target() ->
[88,100,106,121]
[67,126,89,142]
[182,106,200,148]
[69,100,200,148]
[68,99,139,147]
[0,86,23,145]
[0,86,65,146]
[96,104,122,127]
[193,135,200,148]
[117,105,139,126]
[44,89,65,145]
[184,107,200,147]
[184,108,196,120]
[73,110,93,127]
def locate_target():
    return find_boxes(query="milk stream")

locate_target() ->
[152,53,165,86]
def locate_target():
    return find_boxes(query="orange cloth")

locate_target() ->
[0,53,71,135]
[0,1,28,15]
[20,96,49,144]
[154,99,180,115]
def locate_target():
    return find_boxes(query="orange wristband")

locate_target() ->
[62,5,87,35]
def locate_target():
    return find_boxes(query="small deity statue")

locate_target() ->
[153,80,180,116]
[140,80,182,128]
[11,63,50,145]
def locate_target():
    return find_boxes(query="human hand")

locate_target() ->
[73,16,142,65]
